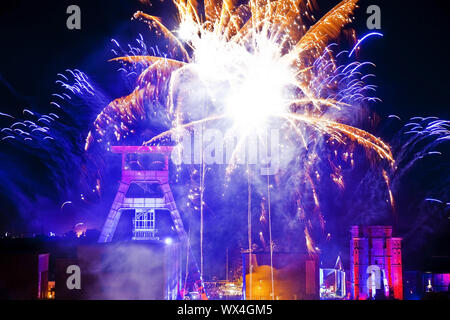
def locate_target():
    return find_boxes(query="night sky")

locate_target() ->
[0,0,449,275]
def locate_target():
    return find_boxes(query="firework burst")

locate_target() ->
[0,0,448,299]
[87,0,392,165]
[82,0,399,257]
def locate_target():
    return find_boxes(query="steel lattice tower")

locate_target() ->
[98,146,186,243]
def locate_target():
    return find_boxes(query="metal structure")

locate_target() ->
[320,256,346,299]
[132,209,157,240]
[99,146,186,243]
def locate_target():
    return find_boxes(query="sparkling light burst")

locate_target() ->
[83,0,398,254]
[86,0,392,165]
[0,1,447,283]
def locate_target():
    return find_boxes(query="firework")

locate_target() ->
[0,0,448,300]
[81,0,398,260]
[86,0,392,164]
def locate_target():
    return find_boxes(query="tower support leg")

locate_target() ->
[99,182,128,242]
[161,183,187,242]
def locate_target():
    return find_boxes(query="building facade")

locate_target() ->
[350,226,403,299]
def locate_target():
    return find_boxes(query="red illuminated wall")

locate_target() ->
[350,226,403,300]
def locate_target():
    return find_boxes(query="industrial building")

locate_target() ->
[350,225,403,299]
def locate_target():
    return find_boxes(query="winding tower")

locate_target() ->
[98,146,186,243]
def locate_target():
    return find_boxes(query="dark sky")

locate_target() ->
[0,0,449,273]
[0,0,449,119]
